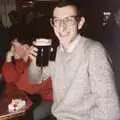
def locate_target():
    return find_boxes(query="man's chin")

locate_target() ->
[60,40,69,47]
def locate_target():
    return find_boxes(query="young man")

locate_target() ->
[2,38,52,120]
[28,0,120,120]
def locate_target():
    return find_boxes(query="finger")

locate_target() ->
[28,46,38,61]
[30,45,38,52]
[30,51,37,57]
[29,54,36,60]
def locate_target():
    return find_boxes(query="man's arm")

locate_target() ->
[89,42,120,120]
[28,43,50,84]
[28,62,42,84]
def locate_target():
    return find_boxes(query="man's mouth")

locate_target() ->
[59,32,69,37]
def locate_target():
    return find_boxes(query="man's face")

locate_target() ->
[52,5,81,47]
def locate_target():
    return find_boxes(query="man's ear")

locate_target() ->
[78,17,85,30]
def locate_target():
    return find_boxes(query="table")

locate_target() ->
[0,84,32,120]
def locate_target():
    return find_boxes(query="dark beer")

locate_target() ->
[36,38,51,67]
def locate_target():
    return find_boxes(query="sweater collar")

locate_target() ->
[60,34,81,53]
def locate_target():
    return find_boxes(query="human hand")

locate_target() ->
[28,44,38,65]
[6,46,14,62]
[28,38,51,65]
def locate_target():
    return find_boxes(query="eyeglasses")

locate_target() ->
[50,16,79,28]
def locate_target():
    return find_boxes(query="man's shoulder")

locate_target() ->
[81,36,104,50]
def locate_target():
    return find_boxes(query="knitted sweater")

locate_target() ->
[29,35,120,120]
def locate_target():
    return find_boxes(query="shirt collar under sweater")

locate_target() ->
[60,34,81,53]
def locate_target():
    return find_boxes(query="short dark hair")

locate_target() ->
[53,0,81,16]
[10,33,33,45]
[17,36,32,45]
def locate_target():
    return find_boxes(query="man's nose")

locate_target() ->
[59,20,67,32]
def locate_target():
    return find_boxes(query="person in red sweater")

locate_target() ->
[2,37,53,120]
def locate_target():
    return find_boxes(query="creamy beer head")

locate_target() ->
[35,38,52,46]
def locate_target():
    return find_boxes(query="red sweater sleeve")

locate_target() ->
[2,60,25,83]
[2,60,53,101]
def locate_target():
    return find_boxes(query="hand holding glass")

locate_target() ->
[34,38,52,67]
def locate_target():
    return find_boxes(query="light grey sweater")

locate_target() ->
[29,35,120,120]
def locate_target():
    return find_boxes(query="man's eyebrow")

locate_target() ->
[53,15,78,18]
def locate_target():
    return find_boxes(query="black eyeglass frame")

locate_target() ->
[50,15,80,27]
